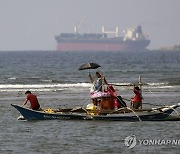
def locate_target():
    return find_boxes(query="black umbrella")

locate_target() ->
[78,63,101,70]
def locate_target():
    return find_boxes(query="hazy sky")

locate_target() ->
[0,0,179,51]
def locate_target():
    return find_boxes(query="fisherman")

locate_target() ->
[89,71,107,92]
[131,85,143,109]
[22,91,40,110]
[89,71,109,109]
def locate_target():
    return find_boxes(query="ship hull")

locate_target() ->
[56,39,150,51]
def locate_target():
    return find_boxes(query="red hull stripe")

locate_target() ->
[57,43,127,51]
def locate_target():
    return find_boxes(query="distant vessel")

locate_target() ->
[55,25,150,51]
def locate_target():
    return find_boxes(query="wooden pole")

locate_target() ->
[139,75,143,109]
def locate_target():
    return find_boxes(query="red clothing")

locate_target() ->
[107,85,119,109]
[27,94,40,110]
[132,90,142,103]
[107,85,117,97]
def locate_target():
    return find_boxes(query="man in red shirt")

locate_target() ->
[131,86,143,109]
[22,91,40,110]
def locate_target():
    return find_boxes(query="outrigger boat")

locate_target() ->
[11,103,180,121]
[11,63,180,121]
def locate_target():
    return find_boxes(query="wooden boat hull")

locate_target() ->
[11,104,89,120]
[92,111,179,121]
[11,104,180,121]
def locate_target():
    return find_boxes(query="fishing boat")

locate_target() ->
[11,103,180,121]
[11,63,180,121]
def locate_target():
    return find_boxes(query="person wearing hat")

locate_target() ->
[130,85,143,109]
[22,91,40,110]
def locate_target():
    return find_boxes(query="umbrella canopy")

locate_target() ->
[78,63,101,70]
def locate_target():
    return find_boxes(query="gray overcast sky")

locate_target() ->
[0,0,179,51]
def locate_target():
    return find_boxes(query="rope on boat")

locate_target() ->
[168,106,179,116]
[147,89,165,105]
[151,105,180,118]
[162,106,179,117]
[117,107,142,122]
[126,107,142,122]
[146,88,180,116]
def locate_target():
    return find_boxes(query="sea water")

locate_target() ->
[0,50,180,153]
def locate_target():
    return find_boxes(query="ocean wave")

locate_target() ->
[0,82,179,92]
[41,79,53,83]
[8,77,17,80]
[0,82,178,88]
[110,82,169,86]
[0,88,63,92]
[110,82,180,89]
[146,82,169,86]
[0,83,91,92]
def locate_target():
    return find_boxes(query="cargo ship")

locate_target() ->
[55,25,150,51]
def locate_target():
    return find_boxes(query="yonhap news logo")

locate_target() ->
[124,135,180,149]
[124,135,137,149]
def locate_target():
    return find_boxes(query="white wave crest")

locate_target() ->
[8,77,16,80]
[0,83,91,92]
[0,82,179,92]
